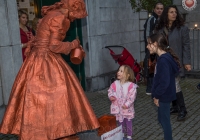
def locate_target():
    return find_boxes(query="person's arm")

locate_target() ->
[108,82,117,101]
[48,15,80,55]
[21,43,27,48]
[145,17,152,42]
[181,26,191,71]
[123,83,137,109]
[153,59,170,99]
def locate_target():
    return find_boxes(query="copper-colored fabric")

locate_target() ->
[0,1,99,140]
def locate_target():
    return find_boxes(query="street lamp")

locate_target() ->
[194,24,198,29]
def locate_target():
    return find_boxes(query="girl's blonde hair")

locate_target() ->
[121,65,135,82]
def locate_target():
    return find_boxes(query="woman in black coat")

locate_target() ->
[156,5,191,121]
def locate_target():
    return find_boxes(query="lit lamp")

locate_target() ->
[194,24,198,29]
[148,13,152,17]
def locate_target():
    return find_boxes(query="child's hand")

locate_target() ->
[110,96,116,101]
[122,105,128,109]
[153,98,159,107]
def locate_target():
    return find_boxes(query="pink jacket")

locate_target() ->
[108,80,137,117]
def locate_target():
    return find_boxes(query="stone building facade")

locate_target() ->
[1,0,199,122]
[0,0,22,121]
[83,0,145,91]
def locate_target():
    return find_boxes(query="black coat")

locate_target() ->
[144,12,159,51]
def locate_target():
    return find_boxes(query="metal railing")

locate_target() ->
[189,28,200,71]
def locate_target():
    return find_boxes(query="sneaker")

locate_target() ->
[146,92,151,95]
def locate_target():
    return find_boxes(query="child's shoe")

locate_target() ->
[146,92,151,95]
[127,136,132,140]
[122,137,127,140]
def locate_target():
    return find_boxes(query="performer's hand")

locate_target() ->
[72,39,80,49]
[110,96,116,101]
[122,105,128,109]
[23,43,26,48]
[153,98,159,107]
[184,65,191,71]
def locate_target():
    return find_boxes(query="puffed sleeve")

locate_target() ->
[124,83,137,108]
[108,81,117,99]
[181,26,191,65]
[48,15,79,55]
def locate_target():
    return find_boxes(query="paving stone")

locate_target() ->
[0,77,200,140]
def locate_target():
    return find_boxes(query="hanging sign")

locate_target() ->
[182,0,197,11]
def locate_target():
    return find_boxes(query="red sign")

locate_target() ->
[182,0,197,11]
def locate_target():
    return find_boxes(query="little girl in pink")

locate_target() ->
[108,65,138,140]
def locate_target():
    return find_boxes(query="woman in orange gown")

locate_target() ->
[0,0,99,140]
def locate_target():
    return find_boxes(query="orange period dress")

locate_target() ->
[0,9,99,140]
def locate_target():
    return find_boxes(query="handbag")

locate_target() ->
[148,58,156,74]
[101,125,123,140]
[148,54,157,74]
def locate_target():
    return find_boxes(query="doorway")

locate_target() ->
[34,0,86,90]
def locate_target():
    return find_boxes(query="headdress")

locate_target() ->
[60,0,87,18]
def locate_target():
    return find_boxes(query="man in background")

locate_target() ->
[143,2,164,95]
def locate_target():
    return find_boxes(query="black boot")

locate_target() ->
[177,109,187,121]
[176,91,187,121]
[170,100,178,115]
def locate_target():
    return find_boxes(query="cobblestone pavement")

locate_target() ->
[0,77,200,140]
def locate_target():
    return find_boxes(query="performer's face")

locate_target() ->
[66,0,87,22]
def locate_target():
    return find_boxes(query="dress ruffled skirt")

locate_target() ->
[0,47,99,140]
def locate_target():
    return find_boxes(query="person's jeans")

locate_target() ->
[158,102,173,140]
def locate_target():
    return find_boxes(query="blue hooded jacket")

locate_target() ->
[152,53,179,102]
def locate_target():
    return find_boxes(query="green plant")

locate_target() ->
[129,0,172,12]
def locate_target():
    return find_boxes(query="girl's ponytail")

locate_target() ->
[164,47,181,68]
[149,33,181,68]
